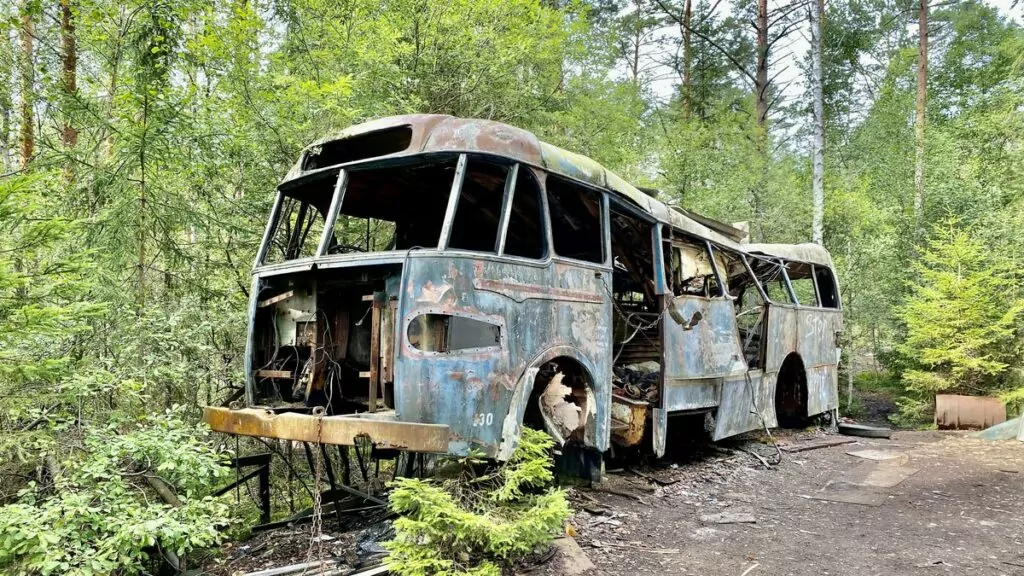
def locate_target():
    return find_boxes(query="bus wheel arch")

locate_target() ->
[498,347,600,460]
[774,352,809,428]
[527,357,597,447]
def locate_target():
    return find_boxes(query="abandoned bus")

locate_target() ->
[203,114,843,463]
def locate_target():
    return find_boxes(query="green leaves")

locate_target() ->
[385,428,570,576]
[0,411,233,576]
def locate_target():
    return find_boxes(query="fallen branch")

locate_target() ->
[145,475,182,507]
[738,448,772,469]
[780,438,856,453]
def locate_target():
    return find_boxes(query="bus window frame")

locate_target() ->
[544,172,611,268]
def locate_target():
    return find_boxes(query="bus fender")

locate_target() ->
[497,345,605,460]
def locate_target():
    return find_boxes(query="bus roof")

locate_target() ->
[745,243,835,268]
[282,114,831,266]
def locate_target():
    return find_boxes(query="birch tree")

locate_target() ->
[809,0,824,244]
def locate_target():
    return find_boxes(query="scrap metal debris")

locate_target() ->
[613,361,660,402]
[540,372,593,444]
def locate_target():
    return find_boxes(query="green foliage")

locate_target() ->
[385,429,570,576]
[894,220,1024,422]
[0,410,232,576]
[853,371,905,394]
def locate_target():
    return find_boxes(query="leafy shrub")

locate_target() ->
[0,409,233,576]
[853,371,905,394]
[385,428,570,576]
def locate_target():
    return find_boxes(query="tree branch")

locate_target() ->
[654,0,757,85]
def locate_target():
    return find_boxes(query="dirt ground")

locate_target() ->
[565,430,1024,576]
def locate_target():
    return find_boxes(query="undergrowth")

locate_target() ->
[385,428,570,576]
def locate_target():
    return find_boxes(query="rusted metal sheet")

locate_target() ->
[393,254,612,459]
[651,407,668,457]
[764,305,842,417]
[935,395,1006,430]
[662,296,746,380]
[610,394,648,447]
[203,407,451,453]
[806,364,839,416]
[662,377,719,411]
[713,371,777,440]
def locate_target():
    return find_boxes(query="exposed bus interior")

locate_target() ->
[251,265,401,413]
[251,156,550,415]
[606,208,659,447]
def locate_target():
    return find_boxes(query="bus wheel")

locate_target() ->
[775,353,809,428]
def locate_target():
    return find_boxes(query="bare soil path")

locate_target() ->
[569,431,1024,576]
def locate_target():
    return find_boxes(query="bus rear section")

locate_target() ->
[604,210,843,456]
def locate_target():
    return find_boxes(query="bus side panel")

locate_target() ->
[765,306,842,417]
[394,254,611,458]
[798,310,842,415]
[662,296,747,381]
[807,364,839,416]
[712,370,778,440]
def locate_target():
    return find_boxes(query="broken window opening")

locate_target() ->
[728,254,769,369]
[501,168,546,259]
[448,160,508,253]
[664,236,728,299]
[263,158,460,263]
[265,196,327,264]
[302,126,413,171]
[746,257,795,305]
[407,314,501,353]
[814,267,840,309]
[547,176,605,265]
[784,261,820,307]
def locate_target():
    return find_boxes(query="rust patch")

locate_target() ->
[473,278,603,304]
[203,407,451,453]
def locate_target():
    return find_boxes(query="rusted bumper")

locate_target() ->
[203,407,452,453]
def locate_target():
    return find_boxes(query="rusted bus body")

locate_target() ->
[203,114,843,461]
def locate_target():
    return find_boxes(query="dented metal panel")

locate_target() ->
[713,371,777,440]
[662,296,747,381]
[765,305,843,417]
[663,377,720,411]
[393,253,613,458]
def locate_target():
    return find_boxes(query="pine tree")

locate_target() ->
[897,220,1024,404]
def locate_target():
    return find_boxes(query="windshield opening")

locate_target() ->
[263,158,458,264]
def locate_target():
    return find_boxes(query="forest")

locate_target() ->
[0,0,1022,573]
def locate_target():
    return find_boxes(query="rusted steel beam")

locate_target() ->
[368,292,383,412]
[203,407,451,453]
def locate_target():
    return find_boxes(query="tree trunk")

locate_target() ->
[755,0,769,129]
[1,28,12,172]
[682,0,692,117]
[18,4,34,168]
[60,0,78,150]
[138,93,148,312]
[810,0,825,245]
[914,0,927,235]
[752,0,769,239]
[60,0,78,182]
[630,0,642,83]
